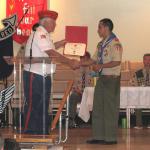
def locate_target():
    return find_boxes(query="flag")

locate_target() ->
[0,84,15,113]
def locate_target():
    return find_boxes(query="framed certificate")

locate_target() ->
[64,26,88,56]
[64,42,86,56]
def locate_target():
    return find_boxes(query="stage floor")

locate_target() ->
[0,127,150,150]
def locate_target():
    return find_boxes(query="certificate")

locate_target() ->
[64,26,88,56]
[64,42,86,56]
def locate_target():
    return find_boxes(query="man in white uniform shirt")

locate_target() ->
[23,10,78,135]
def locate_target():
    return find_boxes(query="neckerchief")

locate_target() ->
[98,33,117,64]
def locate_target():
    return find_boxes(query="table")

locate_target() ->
[78,87,150,128]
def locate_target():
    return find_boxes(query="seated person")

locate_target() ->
[69,52,93,128]
[130,53,150,129]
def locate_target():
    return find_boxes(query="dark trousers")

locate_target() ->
[69,92,82,119]
[23,71,51,134]
[135,109,142,127]
[92,76,120,142]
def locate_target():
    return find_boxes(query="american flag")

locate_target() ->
[0,84,15,113]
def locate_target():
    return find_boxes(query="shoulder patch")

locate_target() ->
[114,43,122,51]
[114,37,119,41]
[40,35,46,39]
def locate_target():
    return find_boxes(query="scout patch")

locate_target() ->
[40,34,46,39]
[114,37,119,42]
[104,49,108,57]
[114,44,122,51]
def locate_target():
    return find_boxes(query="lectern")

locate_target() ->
[3,56,73,147]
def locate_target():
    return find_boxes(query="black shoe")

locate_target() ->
[86,139,105,144]
[69,124,78,129]
[104,141,117,145]
[69,120,78,129]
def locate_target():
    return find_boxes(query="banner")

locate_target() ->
[0,14,17,41]
[6,0,47,44]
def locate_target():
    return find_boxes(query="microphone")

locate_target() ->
[29,23,39,64]
[30,23,39,57]
[32,23,40,31]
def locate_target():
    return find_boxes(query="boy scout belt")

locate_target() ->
[100,75,120,79]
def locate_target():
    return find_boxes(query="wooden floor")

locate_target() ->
[64,128,150,150]
[1,127,150,150]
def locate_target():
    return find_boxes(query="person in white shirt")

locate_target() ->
[23,10,78,135]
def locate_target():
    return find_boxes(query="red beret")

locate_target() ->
[38,10,58,20]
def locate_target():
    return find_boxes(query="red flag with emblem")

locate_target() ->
[6,0,47,44]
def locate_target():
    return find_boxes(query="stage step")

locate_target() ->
[14,134,58,144]
[20,145,63,150]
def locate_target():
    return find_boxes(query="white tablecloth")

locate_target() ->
[79,87,150,123]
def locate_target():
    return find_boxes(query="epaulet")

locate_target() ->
[135,69,144,78]
[114,37,119,42]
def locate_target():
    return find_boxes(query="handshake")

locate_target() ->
[67,51,103,71]
[68,59,103,72]
[68,51,91,70]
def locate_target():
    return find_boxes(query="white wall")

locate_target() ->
[1,0,150,61]
[0,0,6,28]
[50,0,150,61]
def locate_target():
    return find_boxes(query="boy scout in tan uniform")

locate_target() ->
[80,18,123,144]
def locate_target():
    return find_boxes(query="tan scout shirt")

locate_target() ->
[92,37,123,76]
